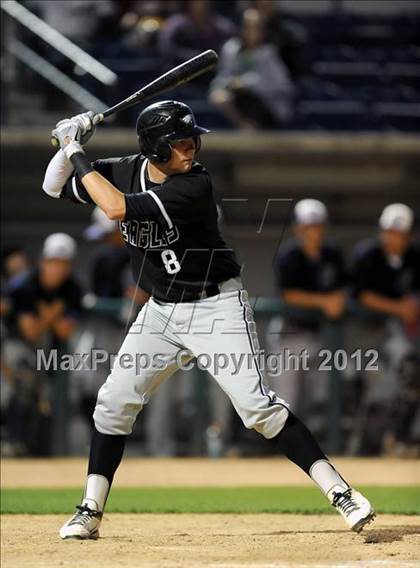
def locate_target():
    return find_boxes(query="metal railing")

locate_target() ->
[2,1,117,85]
[8,40,108,113]
[2,0,115,112]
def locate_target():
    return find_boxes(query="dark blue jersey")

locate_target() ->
[274,238,347,293]
[351,238,420,299]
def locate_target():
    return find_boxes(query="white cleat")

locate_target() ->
[59,504,103,540]
[330,487,376,532]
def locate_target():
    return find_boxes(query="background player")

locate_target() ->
[267,199,346,436]
[346,203,420,454]
[352,203,419,326]
[42,101,375,540]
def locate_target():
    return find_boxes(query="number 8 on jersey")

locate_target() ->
[161,249,181,274]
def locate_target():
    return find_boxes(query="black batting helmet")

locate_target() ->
[136,100,210,164]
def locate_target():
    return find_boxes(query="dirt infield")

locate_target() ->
[2,457,419,488]
[2,458,419,568]
[2,514,420,568]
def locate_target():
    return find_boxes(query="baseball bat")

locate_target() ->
[51,49,218,146]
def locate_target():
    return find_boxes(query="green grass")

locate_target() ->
[1,486,419,515]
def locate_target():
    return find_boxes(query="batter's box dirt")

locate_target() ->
[363,525,420,544]
[2,514,420,568]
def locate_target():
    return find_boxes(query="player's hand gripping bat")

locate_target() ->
[51,49,218,147]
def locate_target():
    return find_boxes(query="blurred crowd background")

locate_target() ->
[1,0,419,459]
[2,0,420,130]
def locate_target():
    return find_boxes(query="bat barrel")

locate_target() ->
[50,50,218,146]
[102,49,218,119]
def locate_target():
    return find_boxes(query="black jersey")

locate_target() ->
[61,154,241,302]
[273,238,347,293]
[273,238,346,330]
[351,238,420,299]
[9,268,82,317]
[7,268,83,340]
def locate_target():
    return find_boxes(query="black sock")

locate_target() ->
[88,427,127,486]
[275,412,327,475]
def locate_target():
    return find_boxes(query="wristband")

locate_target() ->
[69,152,94,179]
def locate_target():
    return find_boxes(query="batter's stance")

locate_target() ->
[42,101,375,540]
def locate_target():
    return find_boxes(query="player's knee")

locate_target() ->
[246,407,290,439]
[93,404,138,435]
[93,382,143,436]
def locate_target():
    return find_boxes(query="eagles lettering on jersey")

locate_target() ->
[60,154,241,302]
[120,220,180,249]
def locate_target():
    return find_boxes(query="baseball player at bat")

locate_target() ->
[42,101,375,540]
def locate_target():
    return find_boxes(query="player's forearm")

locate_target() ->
[282,290,326,310]
[359,291,401,317]
[79,170,126,220]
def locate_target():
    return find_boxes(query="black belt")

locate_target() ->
[200,283,220,299]
[153,283,220,304]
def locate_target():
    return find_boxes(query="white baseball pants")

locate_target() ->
[94,281,290,439]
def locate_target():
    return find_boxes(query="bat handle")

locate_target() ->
[93,113,104,125]
[50,112,105,147]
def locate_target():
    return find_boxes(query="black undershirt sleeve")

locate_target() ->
[60,172,95,204]
[60,157,131,206]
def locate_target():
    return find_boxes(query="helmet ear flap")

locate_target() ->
[138,133,171,164]
[155,141,172,163]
